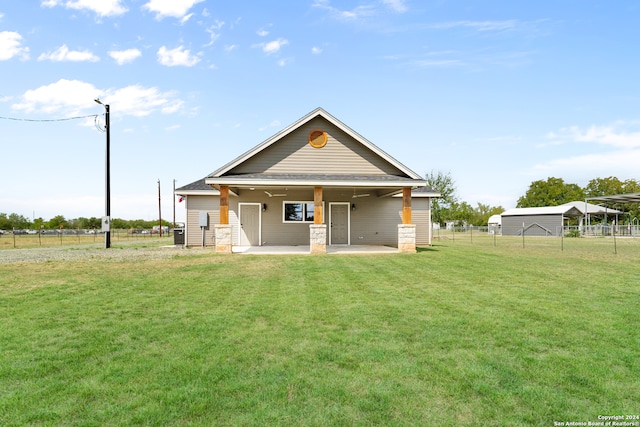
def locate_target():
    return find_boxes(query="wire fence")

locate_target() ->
[432,225,640,255]
[0,229,177,249]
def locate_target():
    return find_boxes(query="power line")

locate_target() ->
[0,114,100,122]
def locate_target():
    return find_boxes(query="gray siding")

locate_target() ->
[501,214,563,237]
[413,198,432,246]
[184,190,432,247]
[228,117,406,176]
[185,195,219,247]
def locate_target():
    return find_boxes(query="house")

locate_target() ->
[175,108,439,253]
[500,201,623,237]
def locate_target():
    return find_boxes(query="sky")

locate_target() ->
[1,0,640,223]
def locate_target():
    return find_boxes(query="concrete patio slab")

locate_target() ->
[232,245,397,255]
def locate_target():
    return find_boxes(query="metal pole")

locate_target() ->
[173,179,176,231]
[158,179,162,237]
[105,104,111,248]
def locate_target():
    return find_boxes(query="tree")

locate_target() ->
[517,177,585,208]
[425,170,458,226]
[451,201,475,226]
[584,176,625,197]
[47,215,69,230]
[7,213,31,230]
[475,203,504,226]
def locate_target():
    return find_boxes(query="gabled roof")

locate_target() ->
[501,205,583,217]
[206,107,425,188]
[560,201,623,215]
[175,178,218,196]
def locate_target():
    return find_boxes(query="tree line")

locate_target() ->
[0,213,173,232]
[426,172,640,227]
[3,174,638,231]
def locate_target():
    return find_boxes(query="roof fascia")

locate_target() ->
[174,189,220,196]
[206,177,427,188]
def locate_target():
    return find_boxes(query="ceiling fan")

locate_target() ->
[352,189,370,198]
[265,191,287,197]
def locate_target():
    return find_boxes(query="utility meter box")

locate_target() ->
[198,212,209,228]
[101,216,111,232]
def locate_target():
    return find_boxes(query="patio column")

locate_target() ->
[216,185,232,254]
[398,187,416,253]
[310,186,327,254]
[314,186,323,224]
[402,187,412,224]
[220,185,229,225]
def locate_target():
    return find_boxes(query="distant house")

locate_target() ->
[500,201,623,237]
[175,108,440,253]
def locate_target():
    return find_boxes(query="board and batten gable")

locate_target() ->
[226,116,407,177]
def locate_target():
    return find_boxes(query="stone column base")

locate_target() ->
[309,224,327,254]
[214,224,233,254]
[398,224,417,253]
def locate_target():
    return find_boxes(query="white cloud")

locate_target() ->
[258,38,288,55]
[259,120,281,131]
[311,46,322,55]
[41,0,128,17]
[179,13,194,25]
[108,48,142,65]
[532,122,640,182]
[256,25,271,37]
[157,45,200,67]
[103,85,184,117]
[38,44,99,62]
[381,0,407,13]
[225,44,238,52]
[312,0,375,20]
[430,20,518,32]
[11,79,184,118]
[531,150,640,183]
[142,0,204,20]
[205,20,225,47]
[552,124,640,149]
[11,79,101,116]
[0,31,30,61]
[277,57,293,67]
[411,59,465,68]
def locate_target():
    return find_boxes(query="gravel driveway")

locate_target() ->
[0,244,190,264]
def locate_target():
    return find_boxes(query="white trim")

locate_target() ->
[329,202,351,245]
[206,177,425,188]
[238,203,262,246]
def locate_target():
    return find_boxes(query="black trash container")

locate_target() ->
[174,228,185,246]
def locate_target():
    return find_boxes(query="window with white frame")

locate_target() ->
[283,201,324,223]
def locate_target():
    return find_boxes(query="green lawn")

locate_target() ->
[1,239,638,426]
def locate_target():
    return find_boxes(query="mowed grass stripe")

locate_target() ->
[0,241,638,426]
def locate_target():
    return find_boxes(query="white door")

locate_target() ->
[330,203,349,245]
[239,204,261,246]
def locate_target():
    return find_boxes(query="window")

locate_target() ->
[283,201,323,223]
